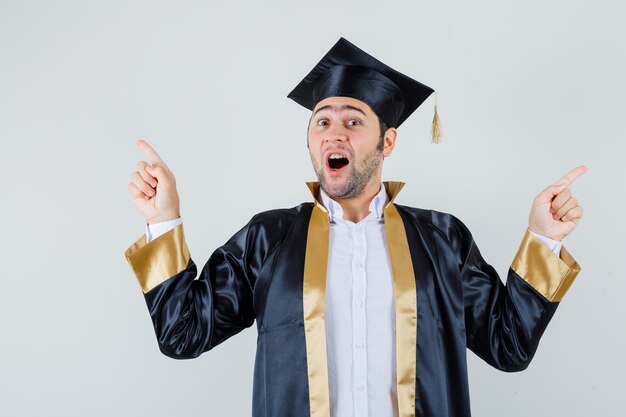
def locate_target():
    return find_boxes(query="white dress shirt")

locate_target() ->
[320,185,397,417]
[144,186,562,417]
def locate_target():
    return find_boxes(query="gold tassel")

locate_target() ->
[431,93,442,144]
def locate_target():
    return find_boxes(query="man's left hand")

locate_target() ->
[528,165,587,241]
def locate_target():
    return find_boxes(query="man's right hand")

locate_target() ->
[128,139,181,224]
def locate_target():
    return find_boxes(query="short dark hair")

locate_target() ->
[377,118,390,151]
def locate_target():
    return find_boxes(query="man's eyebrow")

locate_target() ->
[312,104,368,118]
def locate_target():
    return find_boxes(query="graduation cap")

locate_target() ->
[288,37,442,143]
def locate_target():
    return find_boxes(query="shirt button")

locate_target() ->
[355,300,363,308]
[356,342,364,349]
[355,261,363,268]
[356,384,364,391]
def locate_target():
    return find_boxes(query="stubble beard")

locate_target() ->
[312,146,383,200]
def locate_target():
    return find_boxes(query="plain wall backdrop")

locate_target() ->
[1,0,624,416]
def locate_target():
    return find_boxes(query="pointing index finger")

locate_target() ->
[554,165,588,186]
[137,139,166,166]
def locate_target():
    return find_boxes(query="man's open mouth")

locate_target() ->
[328,153,349,170]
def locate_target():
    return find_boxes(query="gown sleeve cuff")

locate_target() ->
[510,229,581,302]
[124,223,191,293]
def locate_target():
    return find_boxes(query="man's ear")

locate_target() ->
[382,127,397,157]
[306,115,312,149]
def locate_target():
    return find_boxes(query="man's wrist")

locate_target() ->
[147,212,181,225]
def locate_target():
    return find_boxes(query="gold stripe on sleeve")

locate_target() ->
[511,229,581,302]
[302,195,331,417]
[124,223,191,293]
[383,181,417,417]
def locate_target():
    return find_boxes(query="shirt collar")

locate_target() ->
[319,183,389,223]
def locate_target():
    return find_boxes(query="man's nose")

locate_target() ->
[325,123,349,142]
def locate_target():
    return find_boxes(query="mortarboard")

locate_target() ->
[288,37,442,143]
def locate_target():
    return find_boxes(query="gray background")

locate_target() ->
[1,0,624,416]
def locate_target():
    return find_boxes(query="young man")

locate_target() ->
[125,38,585,417]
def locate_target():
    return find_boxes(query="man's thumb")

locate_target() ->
[536,182,566,204]
[145,165,155,175]
[552,182,569,195]
[145,164,170,188]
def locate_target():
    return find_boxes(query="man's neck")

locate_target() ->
[331,182,383,223]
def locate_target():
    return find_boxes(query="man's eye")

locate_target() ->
[347,119,361,126]
[317,119,328,126]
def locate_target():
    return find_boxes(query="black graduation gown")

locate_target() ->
[124,181,580,417]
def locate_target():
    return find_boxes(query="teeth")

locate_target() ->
[329,154,345,159]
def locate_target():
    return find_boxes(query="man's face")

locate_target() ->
[307,96,395,200]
